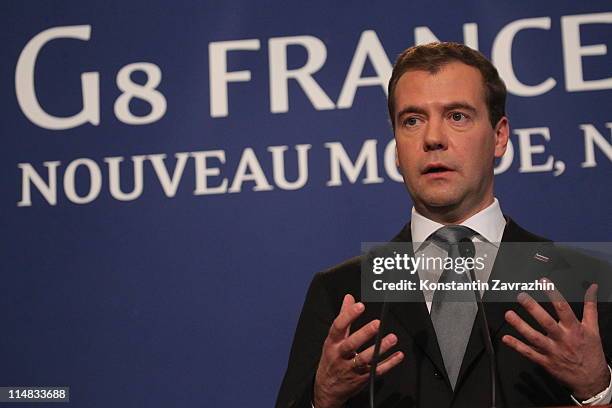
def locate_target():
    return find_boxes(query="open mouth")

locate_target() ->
[423,163,453,174]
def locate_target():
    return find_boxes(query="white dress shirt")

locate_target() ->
[409,198,612,405]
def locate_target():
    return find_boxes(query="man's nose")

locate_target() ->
[423,119,448,151]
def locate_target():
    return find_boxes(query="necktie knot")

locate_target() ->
[430,225,476,246]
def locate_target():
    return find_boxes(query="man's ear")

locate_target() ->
[493,116,510,158]
[395,143,400,169]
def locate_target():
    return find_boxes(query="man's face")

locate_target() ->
[393,62,509,222]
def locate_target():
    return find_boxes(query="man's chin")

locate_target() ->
[414,194,468,216]
[419,194,460,209]
[424,202,460,212]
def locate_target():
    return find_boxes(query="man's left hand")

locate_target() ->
[502,280,610,400]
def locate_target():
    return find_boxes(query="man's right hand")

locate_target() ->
[313,294,404,408]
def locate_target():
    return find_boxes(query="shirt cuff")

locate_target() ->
[571,365,612,406]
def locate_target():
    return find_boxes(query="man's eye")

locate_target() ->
[404,117,419,126]
[450,112,467,121]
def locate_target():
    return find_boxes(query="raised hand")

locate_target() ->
[313,294,404,408]
[503,281,610,400]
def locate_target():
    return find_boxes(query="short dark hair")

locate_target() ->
[387,42,506,129]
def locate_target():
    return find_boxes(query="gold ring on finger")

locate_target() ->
[352,352,369,373]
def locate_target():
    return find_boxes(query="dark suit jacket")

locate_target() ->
[276,217,612,408]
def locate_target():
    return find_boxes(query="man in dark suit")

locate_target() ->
[276,42,612,408]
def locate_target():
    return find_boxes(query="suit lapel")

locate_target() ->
[388,224,450,387]
[454,217,556,391]
[390,291,451,387]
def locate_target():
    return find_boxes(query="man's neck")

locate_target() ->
[411,197,505,245]
[415,196,495,225]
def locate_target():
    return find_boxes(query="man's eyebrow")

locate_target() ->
[396,105,427,119]
[443,102,477,114]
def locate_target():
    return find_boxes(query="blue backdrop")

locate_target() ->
[1,1,611,407]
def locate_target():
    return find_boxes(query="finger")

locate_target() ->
[582,283,599,330]
[340,293,353,310]
[338,294,355,319]
[356,332,398,364]
[504,310,552,352]
[517,292,562,339]
[541,278,579,328]
[328,296,364,342]
[336,294,356,338]
[375,351,404,376]
[338,319,380,358]
[328,293,355,341]
[502,334,547,366]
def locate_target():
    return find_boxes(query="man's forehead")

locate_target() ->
[394,62,486,105]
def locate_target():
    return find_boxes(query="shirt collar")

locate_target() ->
[410,198,506,248]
